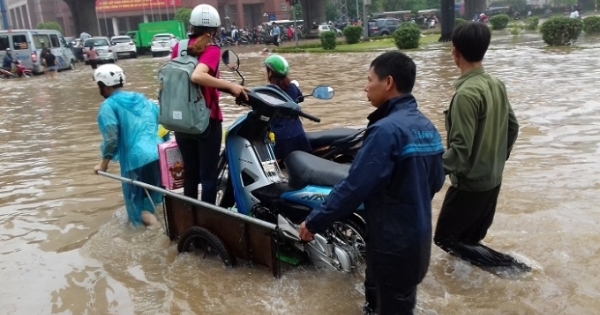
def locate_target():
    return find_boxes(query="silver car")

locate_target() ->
[83,37,117,64]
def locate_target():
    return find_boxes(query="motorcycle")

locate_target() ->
[0,60,32,79]
[216,50,365,272]
[14,61,32,78]
[290,80,365,163]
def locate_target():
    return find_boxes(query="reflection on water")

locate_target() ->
[1,40,600,314]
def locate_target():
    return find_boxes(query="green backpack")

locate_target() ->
[158,39,209,135]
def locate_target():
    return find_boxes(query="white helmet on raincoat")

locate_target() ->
[94,64,126,87]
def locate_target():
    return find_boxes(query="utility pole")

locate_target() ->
[363,0,370,40]
[0,0,9,30]
[290,0,299,48]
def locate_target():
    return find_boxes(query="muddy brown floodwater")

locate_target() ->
[1,37,600,315]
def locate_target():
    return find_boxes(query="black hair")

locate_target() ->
[370,51,416,94]
[451,22,491,62]
[97,81,123,89]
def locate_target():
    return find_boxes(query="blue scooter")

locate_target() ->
[216,50,366,271]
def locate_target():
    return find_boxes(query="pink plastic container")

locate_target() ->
[158,140,185,190]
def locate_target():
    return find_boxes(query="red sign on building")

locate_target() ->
[96,0,182,13]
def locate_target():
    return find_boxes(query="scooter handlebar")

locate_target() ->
[298,110,321,123]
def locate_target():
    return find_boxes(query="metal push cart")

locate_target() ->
[98,171,285,278]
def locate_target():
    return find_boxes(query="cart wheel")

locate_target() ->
[177,226,236,267]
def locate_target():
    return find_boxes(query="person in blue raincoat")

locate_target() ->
[92,64,163,227]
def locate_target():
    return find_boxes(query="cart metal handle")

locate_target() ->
[97,171,278,231]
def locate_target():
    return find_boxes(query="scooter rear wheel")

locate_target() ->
[177,226,237,267]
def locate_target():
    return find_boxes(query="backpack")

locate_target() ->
[158,39,209,135]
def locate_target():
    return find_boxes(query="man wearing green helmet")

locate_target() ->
[264,54,312,161]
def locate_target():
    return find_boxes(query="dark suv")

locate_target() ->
[368,18,401,36]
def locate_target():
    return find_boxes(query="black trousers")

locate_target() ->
[175,119,222,203]
[432,184,530,270]
[364,256,418,315]
[434,185,501,244]
[89,59,98,69]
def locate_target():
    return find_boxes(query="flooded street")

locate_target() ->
[1,39,600,315]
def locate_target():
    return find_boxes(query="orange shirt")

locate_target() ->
[87,49,97,60]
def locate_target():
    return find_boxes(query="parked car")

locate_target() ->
[368,18,401,36]
[150,33,175,57]
[317,24,343,37]
[83,37,117,64]
[110,35,137,59]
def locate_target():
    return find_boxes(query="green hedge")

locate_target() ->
[489,14,510,30]
[343,26,362,44]
[583,16,600,35]
[540,17,583,46]
[320,31,337,50]
[393,22,421,50]
[526,17,539,30]
[37,21,62,33]
[455,18,466,26]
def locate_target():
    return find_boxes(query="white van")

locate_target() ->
[0,29,76,74]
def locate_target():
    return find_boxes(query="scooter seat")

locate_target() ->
[284,151,350,189]
[306,128,358,148]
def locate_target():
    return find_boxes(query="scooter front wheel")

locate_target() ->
[330,219,366,259]
[215,153,235,208]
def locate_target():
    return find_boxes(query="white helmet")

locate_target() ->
[94,64,126,87]
[189,4,221,28]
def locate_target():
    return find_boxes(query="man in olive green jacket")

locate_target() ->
[434,22,529,273]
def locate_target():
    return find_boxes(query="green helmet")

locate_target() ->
[264,54,289,76]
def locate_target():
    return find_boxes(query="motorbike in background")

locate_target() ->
[290,80,365,163]
[0,60,33,79]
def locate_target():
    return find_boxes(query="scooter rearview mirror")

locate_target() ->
[221,49,245,86]
[312,85,335,100]
[221,49,240,72]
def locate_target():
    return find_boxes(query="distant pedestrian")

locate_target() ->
[87,46,98,69]
[80,31,91,40]
[271,22,280,46]
[42,48,58,79]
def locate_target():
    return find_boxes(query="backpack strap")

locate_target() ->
[178,39,190,57]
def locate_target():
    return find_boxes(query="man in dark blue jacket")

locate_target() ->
[299,51,445,315]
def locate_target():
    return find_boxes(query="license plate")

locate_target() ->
[161,43,166,47]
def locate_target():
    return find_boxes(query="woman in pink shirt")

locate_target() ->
[171,4,248,203]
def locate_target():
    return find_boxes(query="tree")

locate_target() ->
[383,0,404,11]
[506,0,527,11]
[381,0,432,13]
[175,8,192,27]
[37,21,62,33]
[325,1,338,21]
[288,4,303,20]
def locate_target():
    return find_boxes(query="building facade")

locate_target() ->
[3,0,73,35]
[1,0,291,36]
[94,0,292,37]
